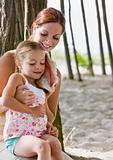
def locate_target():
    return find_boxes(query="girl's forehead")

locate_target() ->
[24,50,45,59]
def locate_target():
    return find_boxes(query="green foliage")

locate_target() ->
[76,53,89,68]
[52,50,111,70]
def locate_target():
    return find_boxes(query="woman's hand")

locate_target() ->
[15,85,36,106]
[31,105,46,117]
[47,122,58,137]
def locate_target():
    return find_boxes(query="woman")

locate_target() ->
[0,7,65,123]
[0,7,74,160]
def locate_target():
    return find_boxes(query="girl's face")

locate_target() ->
[32,22,62,52]
[20,50,45,83]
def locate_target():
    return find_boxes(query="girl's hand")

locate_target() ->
[47,122,58,137]
[0,105,8,113]
[0,97,8,113]
[15,85,36,106]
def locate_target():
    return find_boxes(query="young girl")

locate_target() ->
[2,41,63,160]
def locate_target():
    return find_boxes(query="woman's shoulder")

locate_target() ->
[0,49,16,61]
[4,49,16,57]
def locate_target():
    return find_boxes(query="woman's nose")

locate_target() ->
[44,39,52,46]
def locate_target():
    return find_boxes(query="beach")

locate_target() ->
[60,75,113,160]
[0,73,113,160]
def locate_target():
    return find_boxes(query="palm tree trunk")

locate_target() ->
[95,0,106,75]
[0,0,47,55]
[0,0,24,55]
[80,0,94,76]
[101,0,113,82]
[68,0,82,81]
[53,106,64,151]
[60,0,74,80]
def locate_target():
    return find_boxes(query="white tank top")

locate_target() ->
[24,78,45,107]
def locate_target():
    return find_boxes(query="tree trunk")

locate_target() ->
[53,105,64,151]
[101,0,113,82]
[68,0,82,81]
[0,0,24,55]
[60,0,74,80]
[0,0,47,55]
[95,0,106,75]
[80,0,94,76]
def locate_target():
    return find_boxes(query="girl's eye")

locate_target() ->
[28,63,35,65]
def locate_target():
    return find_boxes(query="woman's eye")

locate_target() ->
[41,33,47,36]
[53,37,60,41]
[40,62,45,65]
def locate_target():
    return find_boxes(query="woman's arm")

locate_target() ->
[0,51,15,96]
[46,102,54,123]
[47,69,61,123]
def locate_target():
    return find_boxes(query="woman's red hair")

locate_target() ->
[31,7,65,34]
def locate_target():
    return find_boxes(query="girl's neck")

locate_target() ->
[23,74,36,86]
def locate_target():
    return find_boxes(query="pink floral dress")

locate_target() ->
[3,79,47,141]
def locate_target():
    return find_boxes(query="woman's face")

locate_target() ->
[32,22,63,52]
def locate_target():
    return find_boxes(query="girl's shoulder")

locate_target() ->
[8,73,24,86]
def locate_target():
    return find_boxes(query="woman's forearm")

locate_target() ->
[46,104,55,123]
[2,97,31,114]
[47,69,61,122]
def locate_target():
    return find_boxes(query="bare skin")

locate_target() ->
[0,51,15,96]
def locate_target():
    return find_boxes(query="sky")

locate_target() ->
[47,0,113,58]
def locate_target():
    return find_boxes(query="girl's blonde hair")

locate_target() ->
[15,40,44,64]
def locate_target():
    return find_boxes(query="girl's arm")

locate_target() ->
[0,97,8,113]
[2,73,31,114]
[47,69,61,123]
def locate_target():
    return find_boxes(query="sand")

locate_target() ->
[60,75,113,160]
[1,74,113,160]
